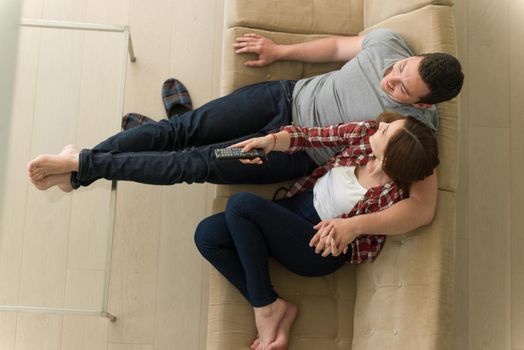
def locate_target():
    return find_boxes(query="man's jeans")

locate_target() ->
[194,191,351,307]
[71,80,317,188]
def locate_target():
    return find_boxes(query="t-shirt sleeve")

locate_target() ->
[362,28,414,56]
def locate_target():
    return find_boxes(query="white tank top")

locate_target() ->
[313,166,368,220]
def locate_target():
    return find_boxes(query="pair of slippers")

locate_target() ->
[121,78,193,130]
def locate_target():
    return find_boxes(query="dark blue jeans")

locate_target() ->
[72,80,316,188]
[194,191,352,307]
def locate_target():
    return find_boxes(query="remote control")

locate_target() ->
[214,148,267,160]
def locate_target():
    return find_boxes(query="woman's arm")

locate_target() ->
[227,131,292,164]
[281,121,373,152]
[229,121,373,164]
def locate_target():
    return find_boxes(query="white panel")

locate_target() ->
[19,28,85,308]
[509,0,524,345]
[43,0,87,22]
[0,29,40,306]
[86,0,130,25]
[154,185,211,349]
[122,0,173,117]
[64,269,105,310]
[61,315,108,350]
[108,343,153,350]
[7,0,225,348]
[107,183,163,344]
[510,126,524,349]
[0,312,17,350]
[468,127,510,350]
[15,314,62,350]
[467,0,510,128]
[67,31,123,277]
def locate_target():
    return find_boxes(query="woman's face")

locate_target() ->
[369,119,407,160]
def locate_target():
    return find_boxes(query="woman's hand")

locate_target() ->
[310,218,358,257]
[228,135,274,165]
[233,33,280,67]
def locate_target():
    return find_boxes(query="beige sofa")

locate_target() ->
[206,1,460,349]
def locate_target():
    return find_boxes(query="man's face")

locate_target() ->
[380,56,431,107]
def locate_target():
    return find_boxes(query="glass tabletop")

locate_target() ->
[0,20,134,319]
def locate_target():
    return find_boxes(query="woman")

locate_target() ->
[194,112,439,350]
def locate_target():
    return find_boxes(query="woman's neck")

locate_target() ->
[363,158,392,187]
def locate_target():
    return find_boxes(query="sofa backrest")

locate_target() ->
[224,0,364,36]
[364,0,454,28]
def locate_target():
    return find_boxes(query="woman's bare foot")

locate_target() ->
[253,298,288,349]
[250,338,260,350]
[30,173,74,192]
[251,301,297,350]
[28,144,79,181]
[266,302,297,350]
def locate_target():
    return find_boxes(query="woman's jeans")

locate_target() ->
[71,80,316,188]
[194,191,352,307]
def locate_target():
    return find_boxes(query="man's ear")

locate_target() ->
[413,103,433,109]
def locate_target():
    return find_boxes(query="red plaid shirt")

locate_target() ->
[281,120,405,264]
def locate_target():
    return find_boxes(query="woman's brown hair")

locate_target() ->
[376,111,440,195]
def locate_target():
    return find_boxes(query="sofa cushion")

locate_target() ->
[206,242,358,350]
[225,0,364,36]
[363,0,453,29]
[361,5,460,192]
[352,190,455,350]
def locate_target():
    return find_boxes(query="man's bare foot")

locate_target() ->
[253,298,287,349]
[28,144,79,181]
[267,302,297,350]
[30,173,74,192]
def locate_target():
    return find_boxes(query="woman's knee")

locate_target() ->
[226,192,263,217]
[194,213,230,256]
[194,217,217,254]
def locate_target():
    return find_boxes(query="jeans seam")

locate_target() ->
[279,80,294,103]
[77,150,84,180]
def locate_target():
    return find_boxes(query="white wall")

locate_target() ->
[454,0,524,349]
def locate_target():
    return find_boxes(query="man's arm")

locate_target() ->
[351,170,438,235]
[311,171,438,256]
[233,33,364,67]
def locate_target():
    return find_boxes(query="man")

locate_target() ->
[232,28,463,254]
[28,28,463,252]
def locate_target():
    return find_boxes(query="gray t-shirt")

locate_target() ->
[292,28,438,165]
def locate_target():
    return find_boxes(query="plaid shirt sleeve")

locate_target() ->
[281,121,376,153]
[340,183,405,264]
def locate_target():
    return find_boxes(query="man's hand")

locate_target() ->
[310,218,358,257]
[233,33,280,67]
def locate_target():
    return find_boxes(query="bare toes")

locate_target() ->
[250,337,260,350]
